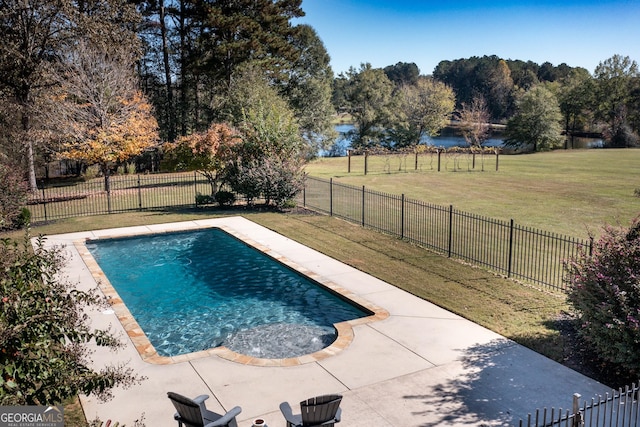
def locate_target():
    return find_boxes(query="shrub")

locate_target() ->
[214,190,236,207]
[0,163,28,230]
[565,218,640,376]
[195,193,214,206]
[0,233,144,405]
[230,157,305,208]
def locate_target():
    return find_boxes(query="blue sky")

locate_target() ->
[295,0,640,76]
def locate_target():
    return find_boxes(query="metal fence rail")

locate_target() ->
[301,176,592,291]
[520,384,640,427]
[28,172,209,222]
[28,172,592,291]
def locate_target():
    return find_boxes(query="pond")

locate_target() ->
[322,124,603,156]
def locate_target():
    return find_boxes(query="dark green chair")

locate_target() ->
[279,394,342,427]
[167,392,241,427]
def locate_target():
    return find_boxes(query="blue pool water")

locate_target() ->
[86,228,369,358]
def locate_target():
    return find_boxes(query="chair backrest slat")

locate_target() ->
[300,395,342,426]
[168,392,204,427]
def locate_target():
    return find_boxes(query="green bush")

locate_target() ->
[214,190,236,207]
[195,193,214,206]
[0,163,28,229]
[0,233,144,405]
[565,218,640,376]
[14,208,31,229]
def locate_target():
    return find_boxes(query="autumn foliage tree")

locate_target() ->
[54,42,158,191]
[162,123,241,196]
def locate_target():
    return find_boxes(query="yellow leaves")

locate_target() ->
[58,90,158,166]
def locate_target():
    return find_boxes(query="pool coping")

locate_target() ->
[74,223,389,367]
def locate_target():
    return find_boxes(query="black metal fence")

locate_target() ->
[27,172,591,291]
[301,176,592,291]
[28,172,211,222]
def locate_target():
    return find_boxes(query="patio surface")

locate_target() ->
[42,216,612,427]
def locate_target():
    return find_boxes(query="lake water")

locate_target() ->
[323,124,602,157]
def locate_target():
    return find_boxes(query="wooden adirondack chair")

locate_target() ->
[279,394,342,427]
[167,392,242,427]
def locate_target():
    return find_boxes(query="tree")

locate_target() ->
[162,123,241,196]
[556,68,595,148]
[343,63,395,149]
[389,77,455,148]
[224,71,306,206]
[566,218,640,377]
[193,0,304,86]
[0,235,143,405]
[284,24,336,156]
[504,86,563,152]
[384,62,420,87]
[487,59,515,120]
[594,54,640,147]
[459,95,491,148]
[0,0,141,190]
[54,43,159,191]
[0,0,74,190]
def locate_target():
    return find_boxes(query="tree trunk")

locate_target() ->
[159,0,175,141]
[22,106,38,190]
[102,165,111,193]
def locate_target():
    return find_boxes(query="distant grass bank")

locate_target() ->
[304,148,640,238]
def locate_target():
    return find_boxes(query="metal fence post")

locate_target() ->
[448,204,453,257]
[137,175,142,211]
[401,194,405,239]
[41,185,48,222]
[508,219,514,278]
[329,178,333,216]
[362,185,365,227]
[194,171,197,206]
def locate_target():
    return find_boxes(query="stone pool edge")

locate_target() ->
[74,223,389,367]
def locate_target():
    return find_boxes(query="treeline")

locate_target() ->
[432,54,640,149]
[2,0,640,196]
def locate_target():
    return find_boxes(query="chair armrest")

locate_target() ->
[205,406,242,427]
[279,402,302,426]
[192,394,210,404]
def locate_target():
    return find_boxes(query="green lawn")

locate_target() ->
[6,148,636,421]
[303,148,640,238]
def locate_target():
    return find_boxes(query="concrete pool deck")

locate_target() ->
[43,216,612,427]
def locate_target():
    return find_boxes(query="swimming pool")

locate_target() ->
[86,227,371,359]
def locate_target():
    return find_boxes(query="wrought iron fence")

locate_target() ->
[301,176,592,291]
[28,172,592,290]
[28,172,211,222]
[519,384,640,427]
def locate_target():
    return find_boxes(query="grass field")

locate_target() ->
[303,148,640,238]
[4,148,637,422]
